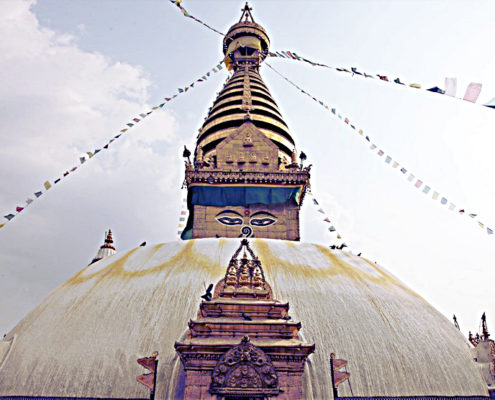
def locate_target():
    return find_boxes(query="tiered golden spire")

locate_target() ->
[195,3,294,164]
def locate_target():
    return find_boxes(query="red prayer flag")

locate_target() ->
[334,371,351,388]
[136,373,154,390]
[16,206,24,213]
[137,356,157,372]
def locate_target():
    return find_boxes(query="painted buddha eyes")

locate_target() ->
[216,216,243,225]
[215,210,277,227]
[250,213,276,227]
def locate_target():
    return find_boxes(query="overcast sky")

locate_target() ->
[1,0,494,337]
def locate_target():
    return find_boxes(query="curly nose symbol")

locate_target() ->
[241,226,253,237]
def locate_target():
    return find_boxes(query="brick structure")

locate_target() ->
[175,239,315,399]
[181,3,310,241]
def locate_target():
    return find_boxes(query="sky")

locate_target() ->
[0,0,494,337]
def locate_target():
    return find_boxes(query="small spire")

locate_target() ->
[239,2,255,23]
[90,229,117,265]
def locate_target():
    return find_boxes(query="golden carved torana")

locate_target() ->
[175,239,315,399]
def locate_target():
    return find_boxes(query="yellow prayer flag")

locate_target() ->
[337,234,342,239]
[87,152,94,158]
[44,181,52,190]
[174,0,182,5]
[0,223,5,229]
[120,129,128,133]
[152,106,159,110]
[392,161,399,168]
[432,191,439,200]
[478,221,485,228]
[409,83,421,89]
[358,129,363,135]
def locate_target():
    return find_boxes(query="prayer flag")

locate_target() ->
[331,108,336,114]
[71,167,77,172]
[34,191,42,198]
[422,185,431,194]
[385,156,392,164]
[324,217,331,223]
[115,134,122,139]
[126,123,134,127]
[152,106,159,110]
[313,198,319,205]
[318,208,325,214]
[178,88,184,93]
[394,78,404,85]
[181,210,187,215]
[164,97,172,101]
[103,144,109,149]
[351,67,363,76]
[400,168,407,174]
[448,203,456,211]
[458,209,465,214]
[487,227,493,235]
[364,72,374,78]
[329,226,336,232]
[44,181,52,190]
[415,179,423,188]
[179,217,185,222]
[445,77,457,97]
[80,157,86,164]
[392,161,399,168]
[483,97,495,109]
[365,136,370,142]
[427,86,445,94]
[463,82,482,102]
[0,223,4,229]
[432,191,439,200]
[377,150,384,156]
[441,197,448,205]
[409,83,421,89]
[377,75,389,81]
[336,68,350,73]
[184,87,189,92]
[16,206,24,213]
[344,118,349,124]
[478,221,484,228]
[370,144,377,150]
[337,234,342,239]
[139,113,147,118]
[212,68,218,73]
[358,129,364,135]
[120,129,128,133]
[87,151,94,158]
[63,171,69,177]
[4,214,15,221]
[178,224,185,228]
[159,103,165,107]
[94,149,101,154]
[407,174,415,182]
[54,178,61,184]
[26,198,34,205]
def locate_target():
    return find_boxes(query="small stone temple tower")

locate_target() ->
[182,3,311,241]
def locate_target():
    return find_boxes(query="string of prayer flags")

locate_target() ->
[267,51,494,109]
[1,62,225,231]
[308,193,347,246]
[266,62,494,236]
[168,0,224,36]
[177,194,188,238]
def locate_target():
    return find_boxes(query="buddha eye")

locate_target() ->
[216,216,243,226]
[250,217,276,227]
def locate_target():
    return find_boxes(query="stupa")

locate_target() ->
[0,4,492,400]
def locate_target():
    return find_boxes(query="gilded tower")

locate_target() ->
[182,4,311,241]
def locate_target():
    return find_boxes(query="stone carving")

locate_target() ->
[213,239,272,300]
[210,336,280,396]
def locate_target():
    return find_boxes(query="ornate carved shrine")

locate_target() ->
[175,239,315,399]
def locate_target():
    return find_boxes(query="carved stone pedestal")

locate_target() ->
[175,240,314,399]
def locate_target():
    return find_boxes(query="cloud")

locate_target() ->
[0,0,182,333]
